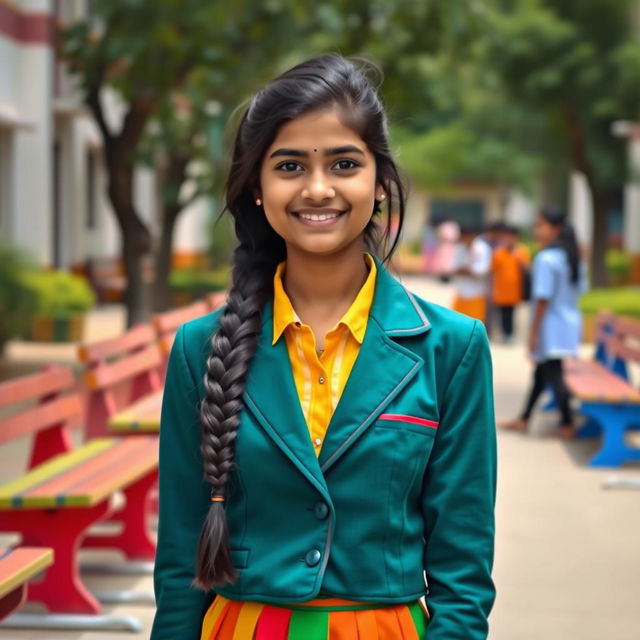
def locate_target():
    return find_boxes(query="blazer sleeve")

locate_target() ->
[151,325,215,639]
[421,320,497,639]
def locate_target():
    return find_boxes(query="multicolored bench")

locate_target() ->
[79,324,163,439]
[0,547,53,621]
[0,366,157,631]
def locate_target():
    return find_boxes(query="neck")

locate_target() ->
[283,241,369,312]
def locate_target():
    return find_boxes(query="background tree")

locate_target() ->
[62,0,486,324]
[485,0,640,285]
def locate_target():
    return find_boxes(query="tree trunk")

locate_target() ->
[152,205,180,313]
[106,161,152,327]
[122,221,152,326]
[589,188,610,288]
[563,103,609,287]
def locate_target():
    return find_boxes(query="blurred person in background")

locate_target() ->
[491,225,530,343]
[451,224,492,324]
[500,208,586,439]
[432,218,460,282]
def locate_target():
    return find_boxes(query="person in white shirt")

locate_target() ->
[451,225,492,323]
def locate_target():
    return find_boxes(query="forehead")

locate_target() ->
[266,108,370,154]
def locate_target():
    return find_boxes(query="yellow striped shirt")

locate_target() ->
[272,253,377,456]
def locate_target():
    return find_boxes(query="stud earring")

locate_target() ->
[379,193,386,201]
[256,198,262,206]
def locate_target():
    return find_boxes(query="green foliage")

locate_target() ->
[0,244,39,351]
[21,271,96,317]
[169,266,230,299]
[605,248,632,281]
[580,286,640,317]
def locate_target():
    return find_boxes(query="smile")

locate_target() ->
[292,209,346,226]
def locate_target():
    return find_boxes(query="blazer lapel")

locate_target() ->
[243,298,328,496]
[318,260,432,473]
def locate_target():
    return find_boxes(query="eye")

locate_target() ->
[275,161,304,172]
[333,159,360,171]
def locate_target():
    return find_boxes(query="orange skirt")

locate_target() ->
[452,295,487,323]
[200,595,429,639]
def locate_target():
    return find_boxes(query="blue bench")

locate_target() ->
[567,317,640,467]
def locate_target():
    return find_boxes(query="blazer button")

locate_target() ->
[305,549,322,567]
[313,502,329,520]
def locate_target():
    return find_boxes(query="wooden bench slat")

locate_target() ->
[152,301,209,334]
[565,360,640,404]
[0,394,84,445]
[78,324,156,363]
[23,438,152,501]
[0,437,158,509]
[0,368,76,410]
[0,548,54,599]
[108,391,164,432]
[0,439,114,505]
[85,345,162,390]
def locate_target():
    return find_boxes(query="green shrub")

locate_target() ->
[0,243,39,351]
[580,287,640,317]
[605,248,632,282]
[169,266,230,299]
[22,270,96,316]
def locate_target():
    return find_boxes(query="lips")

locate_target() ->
[291,208,346,224]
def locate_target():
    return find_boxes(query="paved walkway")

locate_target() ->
[1,276,639,639]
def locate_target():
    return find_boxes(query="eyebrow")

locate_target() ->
[269,145,365,159]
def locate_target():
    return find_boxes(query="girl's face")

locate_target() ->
[259,108,385,258]
[533,216,560,248]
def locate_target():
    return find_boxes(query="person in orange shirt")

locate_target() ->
[491,226,530,343]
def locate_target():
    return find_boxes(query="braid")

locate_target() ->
[194,244,276,589]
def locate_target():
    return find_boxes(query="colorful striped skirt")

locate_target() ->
[200,595,429,639]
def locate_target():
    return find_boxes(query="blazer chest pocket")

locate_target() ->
[370,412,439,482]
[376,413,439,436]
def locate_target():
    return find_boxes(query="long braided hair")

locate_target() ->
[194,54,407,589]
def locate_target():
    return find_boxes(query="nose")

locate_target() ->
[301,169,335,201]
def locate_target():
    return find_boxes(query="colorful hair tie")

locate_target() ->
[211,494,225,503]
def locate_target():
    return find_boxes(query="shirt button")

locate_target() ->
[313,502,329,520]
[314,437,322,447]
[305,549,322,567]
[318,376,325,384]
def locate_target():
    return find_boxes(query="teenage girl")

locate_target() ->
[500,208,585,438]
[151,55,496,640]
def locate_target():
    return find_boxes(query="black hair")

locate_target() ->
[539,206,580,284]
[194,54,407,589]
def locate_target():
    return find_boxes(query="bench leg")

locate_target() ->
[581,403,640,467]
[577,417,601,438]
[0,584,26,621]
[83,470,157,560]
[1,501,110,613]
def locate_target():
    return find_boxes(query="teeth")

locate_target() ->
[298,212,341,221]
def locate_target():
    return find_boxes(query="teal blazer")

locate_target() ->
[151,259,497,639]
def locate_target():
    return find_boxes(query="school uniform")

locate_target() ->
[151,254,497,640]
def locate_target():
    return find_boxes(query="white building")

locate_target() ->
[0,0,208,273]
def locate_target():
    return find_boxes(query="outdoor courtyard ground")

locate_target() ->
[1,274,639,639]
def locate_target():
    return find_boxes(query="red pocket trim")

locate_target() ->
[378,413,439,429]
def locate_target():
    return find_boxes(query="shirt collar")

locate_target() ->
[272,253,377,346]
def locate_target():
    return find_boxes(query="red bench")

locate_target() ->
[0,366,157,620]
[79,324,163,440]
[0,547,53,621]
[567,316,640,466]
[152,300,210,379]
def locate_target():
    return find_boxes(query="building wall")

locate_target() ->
[0,0,211,273]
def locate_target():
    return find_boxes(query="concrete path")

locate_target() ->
[1,276,639,639]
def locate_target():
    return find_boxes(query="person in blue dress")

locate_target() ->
[500,207,586,438]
